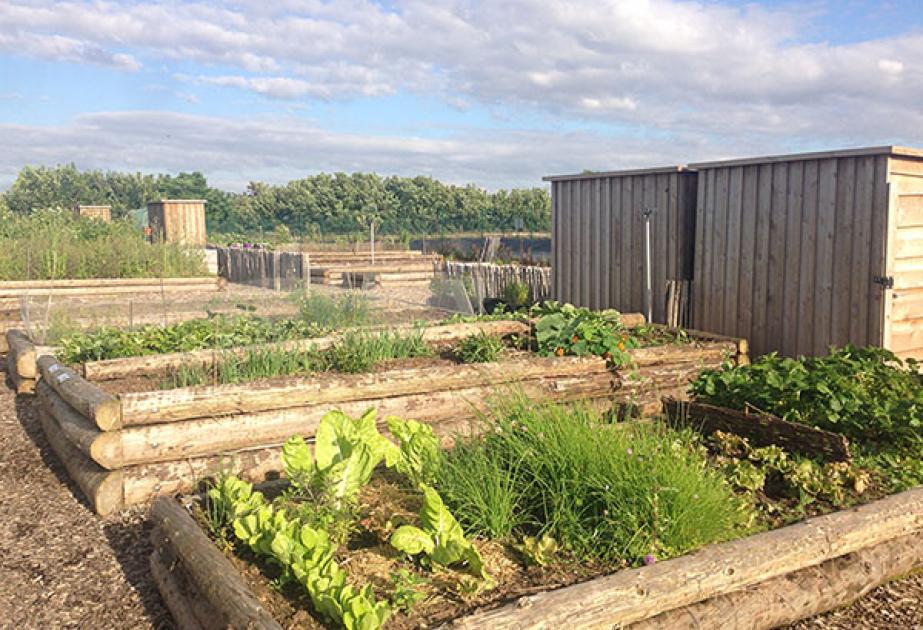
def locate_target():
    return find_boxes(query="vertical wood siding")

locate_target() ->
[886,157,923,359]
[692,156,890,357]
[550,171,697,323]
[147,201,207,248]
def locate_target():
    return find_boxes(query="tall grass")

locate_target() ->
[292,290,372,329]
[161,330,434,388]
[0,208,206,280]
[436,394,753,565]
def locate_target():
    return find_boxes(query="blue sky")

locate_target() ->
[1,0,922,191]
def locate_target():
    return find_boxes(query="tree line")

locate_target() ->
[0,164,550,236]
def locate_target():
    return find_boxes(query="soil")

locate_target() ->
[2,354,922,628]
[192,471,614,630]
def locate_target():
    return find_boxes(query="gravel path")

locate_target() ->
[1,360,921,629]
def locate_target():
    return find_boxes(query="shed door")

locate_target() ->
[885,157,923,360]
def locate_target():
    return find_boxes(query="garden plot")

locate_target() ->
[24,304,743,515]
[146,388,923,630]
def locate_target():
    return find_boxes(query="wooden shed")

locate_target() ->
[147,200,207,247]
[689,146,923,359]
[543,167,698,324]
[72,205,111,222]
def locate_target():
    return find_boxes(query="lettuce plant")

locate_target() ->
[390,484,488,579]
[387,417,441,485]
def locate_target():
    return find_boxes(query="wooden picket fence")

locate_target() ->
[444,262,552,302]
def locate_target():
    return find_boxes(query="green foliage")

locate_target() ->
[389,569,430,613]
[437,395,752,565]
[159,330,436,388]
[387,417,442,485]
[58,314,324,363]
[514,534,559,567]
[502,281,531,308]
[1,164,549,235]
[691,346,923,444]
[293,290,371,329]
[533,302,639,365]
[711,432,868,510]
[389,484,488,579]
[453,332,506,364]
[0,207,207,280]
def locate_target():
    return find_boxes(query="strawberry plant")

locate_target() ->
[691,346,923,444]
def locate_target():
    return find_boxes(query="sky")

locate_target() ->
[0,0,922,191]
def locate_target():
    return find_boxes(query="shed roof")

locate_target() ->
[542,165,689,182]
[688,145,923,169]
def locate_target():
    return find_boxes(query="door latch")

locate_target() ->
[872,275,894,289]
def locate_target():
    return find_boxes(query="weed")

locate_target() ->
[453,332,506,363]
[292,290,372,329]
[389,569,430,612]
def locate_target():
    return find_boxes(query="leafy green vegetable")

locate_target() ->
[387,417,441,485]
[514,534,558,567]
[390,484,488,579]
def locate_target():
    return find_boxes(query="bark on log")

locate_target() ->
[120,355,606,425]
[6,351,35,394]
[36,407,123,515]
[107,372,616,468]
[123,417,479,507]
[629,528,923,630]
[149,549,206,630]
[37,381,121,470]
[663,397,851,461]
[627,341,736,368]
[6,328,36,378]
[81,319,531,381]
[37,355,121,430]
[149,498,283,630]
[449,487,923,629]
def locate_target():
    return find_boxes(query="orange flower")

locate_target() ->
[571,335,579,343]
[618,342,626,351]
[555,347,565,356]
[602,351,612,360]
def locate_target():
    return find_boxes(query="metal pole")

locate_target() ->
[642,207,653,323]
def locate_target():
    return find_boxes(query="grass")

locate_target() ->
[436,394,753,565]
[0,208,207,280]
[161,329,435,388]
[452,332,506,363]
[291,290,372,329]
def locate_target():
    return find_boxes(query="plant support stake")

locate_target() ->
[642,207,653,323]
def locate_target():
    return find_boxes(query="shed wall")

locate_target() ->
[692,155,890,357]
[886,157,923,359]
[147,201,207,247]
[551,171,696,323]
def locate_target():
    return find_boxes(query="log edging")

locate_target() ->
[148,486,923,630]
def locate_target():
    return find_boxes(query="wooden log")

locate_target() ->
[0,276,219,290]
[627,342,735,368]
[35,407,123,515]
[6,351,35,394]
[6,328,36,378]
[630,528,923,630]
[120,355,607,425]
[37,355,121,430]
[105,372,617,468]
[149,549,206,630]
[82,319,531,381]
[450,487,923,629]
[149,497,284,630]
[663,397,851,461]
[37,381,121,470]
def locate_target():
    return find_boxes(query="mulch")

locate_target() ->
[1,359,922,629]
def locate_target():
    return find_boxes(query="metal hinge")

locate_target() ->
[873,275,894,289]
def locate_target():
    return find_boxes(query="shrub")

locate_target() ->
[0,207,206,280]
[533,302,639,365]
[502,281,531,308]
[453,332,505,363]
[437,394,752,564]
[690,346,923,444]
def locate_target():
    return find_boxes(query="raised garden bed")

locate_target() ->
[23,309,744,515]
[145,393,923,630]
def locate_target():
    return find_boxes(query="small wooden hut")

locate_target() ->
[147,200,207,247]
[72,205,111,222]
